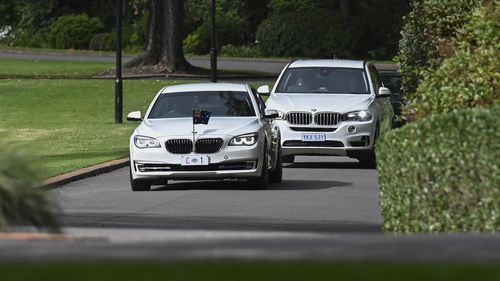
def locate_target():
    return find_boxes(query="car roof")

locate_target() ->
[288,59,365,69]
[161,83,249,94]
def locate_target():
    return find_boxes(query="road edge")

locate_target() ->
[43,157,130,189]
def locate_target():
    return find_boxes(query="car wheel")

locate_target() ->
[282,155,294,163]
[129,166,151,191]
[248,147,269,189]
[269,146,283,184]
[359,150,376,169]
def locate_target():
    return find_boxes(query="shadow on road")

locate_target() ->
[151,179,351,191]
[286,161,375,170]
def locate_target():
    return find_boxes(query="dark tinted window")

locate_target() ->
[368,64,382,92]
[148,91,256,119]
[276,67,369,94]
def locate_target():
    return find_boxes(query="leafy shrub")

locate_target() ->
[220,44,260,57]
[89,32,115,51]
[398,0,484,97]
[256,10,360,58]
[405,3,499,120]
[0,144,60,231]
[49,14,103,49]
[377,107,500,233]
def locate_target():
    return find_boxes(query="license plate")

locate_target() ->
[301,133,326,142]
[180,155,210,166]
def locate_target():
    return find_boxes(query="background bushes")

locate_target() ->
[0,144,60,231]
[398,0,484,97]
[256,11,359,58]
[404,3,499,120]
[49,14,103,49]
[377,107,500,233]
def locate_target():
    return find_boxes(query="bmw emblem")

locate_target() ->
[311,108,317,112]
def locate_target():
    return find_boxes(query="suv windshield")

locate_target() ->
[148,91,256,119]
[276,67,369,94]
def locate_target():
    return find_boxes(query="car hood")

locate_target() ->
[266,93,374,113]
[136,117,261,138]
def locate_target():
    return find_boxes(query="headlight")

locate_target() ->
[134,135,161,148]
[276,110,286,120]
[341,110,373,122]
[229,133,258,146]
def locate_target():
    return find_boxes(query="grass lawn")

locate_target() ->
[1,262,500,281]
[0,58,114,78]
[0,79,199,177]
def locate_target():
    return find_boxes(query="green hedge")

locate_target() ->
[49,14,103,49]
[256,10,360,58]
[398,0,484,97]
[377,107,500,233]
[407,4,499,120]
[0,144,60,231]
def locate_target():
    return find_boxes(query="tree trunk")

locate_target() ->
[339,0,351,17]
[126,0,192,72]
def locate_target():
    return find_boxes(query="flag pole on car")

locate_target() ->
[192,109,212,152]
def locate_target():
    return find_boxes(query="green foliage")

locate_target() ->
[0,143,60,231]
[398,0,484,97]
[49,14,103,49]
[405,3,499,120]
[256,10,360,58]
[377,107,500,233]
[220,44,261,58]
[89,32,115,51]
[269,0,332,13]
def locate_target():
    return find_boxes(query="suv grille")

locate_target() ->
[314,112,341,126]
[195,138,223,153]
[165,139,192,154]
[286,112,312,125]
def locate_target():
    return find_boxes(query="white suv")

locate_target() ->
[262,59,394,167]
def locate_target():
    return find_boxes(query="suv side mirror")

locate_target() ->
[257,85,270,96]
[264,108,279,119]
[378,87,391,98]
[127,111,142,121]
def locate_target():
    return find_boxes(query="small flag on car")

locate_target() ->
[193,109,211,125]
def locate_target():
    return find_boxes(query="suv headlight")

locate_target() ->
[276,110,286,120]
[229,133,258,146]
[341,110,373,122]
[134,135,161,148]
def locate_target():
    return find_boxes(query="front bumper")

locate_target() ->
[277,119,376,157]
[130,139,264,180]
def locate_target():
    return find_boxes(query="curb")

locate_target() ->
[43,157,130,189]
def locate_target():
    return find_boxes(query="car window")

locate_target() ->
[148,91,256,119]
[251,88,266,116]
[275,67,369,94]
[368,64,382,93]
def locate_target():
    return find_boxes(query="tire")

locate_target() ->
[282,155,294,163]
[358,149,376,169]
[269,146,283,184]
[248,147,269,189]
[130,166,151,191]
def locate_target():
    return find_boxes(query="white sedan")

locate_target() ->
[127,83,282,191]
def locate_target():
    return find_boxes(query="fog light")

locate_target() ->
[347,126,356,133]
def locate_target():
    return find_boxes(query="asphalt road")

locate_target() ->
[0,50,398,75]
[2,156,500,262]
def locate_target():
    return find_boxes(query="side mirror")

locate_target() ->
[264,108,279,119]
[378,87,391,98]
[257,85,270,96]
[127,111,142,121]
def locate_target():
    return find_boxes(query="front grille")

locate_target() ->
[290,127,337,132]
[314,112,341,126]
[195,138,223,153]
[165,139,192,154]
[283,140,344,147]
[286,112,312,125]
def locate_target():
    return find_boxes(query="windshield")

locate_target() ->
[276,67,369,94]
[148,91,256,119]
